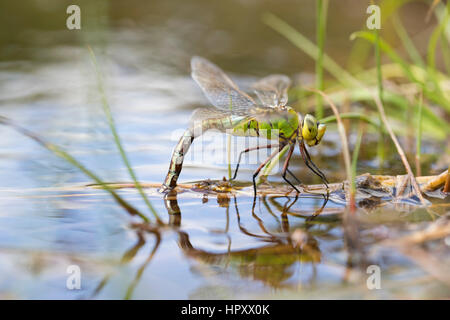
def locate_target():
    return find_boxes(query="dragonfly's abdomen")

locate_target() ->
[160,129,195,191]
[160,117,241,192]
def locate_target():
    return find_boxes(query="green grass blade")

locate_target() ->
[427,4,449,77]
[351,127,364,197]
[0,116,149,222]
[320,88,449,139]
[391,12,425,67]
[374,27,386,164]
[227,135,232,180]
[440,34,450,75]
[415,93,423,176]
[263,13,359,88]
[315,0,329,119]
[88,47,161,224]
[351,31,450,112]
[227,92,234,180]
[346,0,413,72]
[375,29,384,102]
[434,0,450,42]
[351,31,416,80]
[320,112,380,129]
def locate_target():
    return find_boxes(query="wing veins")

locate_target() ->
[191,56,256,115]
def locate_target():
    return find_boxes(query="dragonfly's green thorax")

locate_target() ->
[232,107,299,141]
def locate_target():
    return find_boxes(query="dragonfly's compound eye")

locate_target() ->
[302,114,318,141]
[316,123,326,144]
[305,122,326,146]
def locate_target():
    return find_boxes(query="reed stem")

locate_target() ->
[415,92,423,177]
[315,0,329,119]
[0,116,150,222]
[375,26,386,166]
[88,47,162,224]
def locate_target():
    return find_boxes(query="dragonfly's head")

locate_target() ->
[300,114,326,147]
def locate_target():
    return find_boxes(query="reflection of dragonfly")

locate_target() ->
[90,192,332,298]
[160,56,328,196]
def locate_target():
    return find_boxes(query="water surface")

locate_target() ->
[0,0,448,299]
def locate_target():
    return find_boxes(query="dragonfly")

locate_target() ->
[160,56,328,195]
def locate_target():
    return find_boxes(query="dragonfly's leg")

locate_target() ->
[299,140,329,186]
[252,148,282,197]
[303,143,329,184]
[301,149,328,186]
[281,143,301,193]
[281,194,300,233]
[231,144,278,181]
[286,168,302,185]
[308,192,329,220]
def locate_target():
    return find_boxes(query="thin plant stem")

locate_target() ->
[227,93,233,180]
[426,0,442,23]
[392,12,424,67]
[0,116,150,222]
[440,34,450,75]
[320,112,380,129]
[227,135,232,180]
[375,26,386,166]
[415,91,424,177]
[263,12,359,88]
[352,30,450,112]
[315,0,328,119]
[88,47,162,224]
[427,3,449,101]
[372,92,427,205]
[308,89,352,200]
[350,125,364,211]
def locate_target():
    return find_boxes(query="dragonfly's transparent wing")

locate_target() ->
[252,74,291,108]
[188,107,249,135]
[190,106,289,124]
[248,106,295,124]
[189,106,298,138]
[189,107,231,126]
[191,56,256,114]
